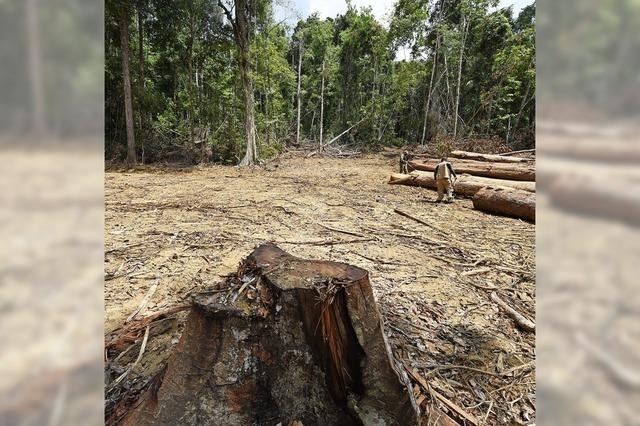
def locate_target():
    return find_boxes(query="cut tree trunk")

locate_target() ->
[408,159,535,181]
[472,187,535,222]
[450,150,532,164]
[539,137,640,164]
[119,244,420,426]
[389,172,535,196]
[546,175,640,225]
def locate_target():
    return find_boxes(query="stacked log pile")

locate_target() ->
[390,151,536,222]
[408,157,535,181]
[389,172,535,195]
[449,150,533,164]
[538,123,640,224]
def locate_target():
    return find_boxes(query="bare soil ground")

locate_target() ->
[105,152,535,424]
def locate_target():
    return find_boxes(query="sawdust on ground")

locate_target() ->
[105,151,535,424]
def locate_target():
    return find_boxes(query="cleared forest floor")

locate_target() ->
[105,151,535,424]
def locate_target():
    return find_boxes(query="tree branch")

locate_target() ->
[216,0,237,34]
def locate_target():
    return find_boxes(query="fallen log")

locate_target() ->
[499,148,535,157]
[546,175,640,226]
[408,159,535,181]
[461,174,535,192]
[450,150,532,163]
[472,187,535,222]
[539,137,640,164]
[119,244,420,426]
[389,172,535,196]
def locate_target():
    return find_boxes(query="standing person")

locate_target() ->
[433,157,457,202]
[399,150,411,174]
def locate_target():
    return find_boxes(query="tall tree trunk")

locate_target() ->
[421,35,439,146]
[319,58,325,151]
[453,16,468,140]
[188,7,196,147]
[26,0,46,137]
[296,36,303,146]
[219,0,257,165]
[119,9,137,166]
[235,0,257,166]
[137,3,145,164]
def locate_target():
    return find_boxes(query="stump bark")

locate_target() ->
[120,244,420,426]
[408,159,535,181]
[472,187,536,222]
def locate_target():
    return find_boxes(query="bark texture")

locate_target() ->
[120,244,420,426]
[546,176,640,225]
[472,187,535,222]
[119,9,137,167]
[449,150,532,164]
[408,159,535,181]
[539,139,640,164]
[230,0,257,166]
[389,172,535,195]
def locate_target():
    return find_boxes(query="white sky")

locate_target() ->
[296,0,532,24]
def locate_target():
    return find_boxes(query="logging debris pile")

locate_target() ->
[105,152,535,425]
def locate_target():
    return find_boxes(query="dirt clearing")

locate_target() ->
[105,152,535,424]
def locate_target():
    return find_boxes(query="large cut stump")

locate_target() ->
[472,187,535,222]
[389,172,535,196]
[120,244,420,426]
[408,159,535,181]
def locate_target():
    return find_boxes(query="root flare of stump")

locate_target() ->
[120,243,420,426]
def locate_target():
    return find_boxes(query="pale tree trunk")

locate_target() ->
[119,9,137,167]
[219,0,257,166]
[26,0,46,137]
[453,16,469,140]
[442,46,453,125]
[319,58,325,151]
[421,35,439,146]
[296,36,303,145]
[137,3,145,164]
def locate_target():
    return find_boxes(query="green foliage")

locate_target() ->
[105,0,536,163]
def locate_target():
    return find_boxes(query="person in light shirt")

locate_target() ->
[433,157,457,202]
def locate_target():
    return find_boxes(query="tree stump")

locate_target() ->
[120,244,420,425]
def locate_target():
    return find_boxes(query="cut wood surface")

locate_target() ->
[120,244,420,426]
[389,172,535,196]
[408,159,535,181]
[472,187,535,222]
[450,150,532,163]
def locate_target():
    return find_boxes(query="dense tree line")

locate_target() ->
[105,0,535,165]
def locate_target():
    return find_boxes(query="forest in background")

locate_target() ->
[105,0,535,165]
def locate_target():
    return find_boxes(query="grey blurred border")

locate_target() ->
[2,0,640,424]
[0,0,104,425]
[538,0,640,424]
